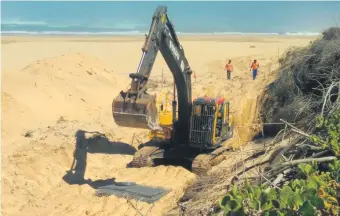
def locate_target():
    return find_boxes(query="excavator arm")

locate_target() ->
[112,6,193,144]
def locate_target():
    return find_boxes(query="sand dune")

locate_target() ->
[1,35,315,216]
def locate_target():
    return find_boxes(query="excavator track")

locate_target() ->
[129,146,159,168]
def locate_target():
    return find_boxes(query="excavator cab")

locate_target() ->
[189,97,233,150]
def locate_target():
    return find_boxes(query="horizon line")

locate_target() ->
[1,30,322,37]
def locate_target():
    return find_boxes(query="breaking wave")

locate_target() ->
[1,20,321,36]
[1,19,321,37]
[1,30,145,36]
[1,30,321,36]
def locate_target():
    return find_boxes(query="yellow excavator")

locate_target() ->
[112,5,234,175]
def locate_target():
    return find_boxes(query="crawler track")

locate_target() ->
[129,146,159,168]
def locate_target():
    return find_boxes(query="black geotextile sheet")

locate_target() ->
[95,182,169,203]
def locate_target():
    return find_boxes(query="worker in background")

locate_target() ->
[225,60,233,80]
[250,59,260,80]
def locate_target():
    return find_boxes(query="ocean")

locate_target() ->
[1,1,340,36]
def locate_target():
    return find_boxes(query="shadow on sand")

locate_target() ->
[62,130,136,189]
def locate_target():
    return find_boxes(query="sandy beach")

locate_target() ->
[1,34,316,216]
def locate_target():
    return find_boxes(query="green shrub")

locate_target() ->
[219,167,339,216]
[310,110,340,156]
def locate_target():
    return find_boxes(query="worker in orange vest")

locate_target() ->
[225,60,233,80]
[250,59,260,80]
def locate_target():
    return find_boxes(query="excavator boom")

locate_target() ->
[112,6,193,144]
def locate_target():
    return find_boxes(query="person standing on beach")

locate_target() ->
[225,60,233,80]
[250,59,259,80]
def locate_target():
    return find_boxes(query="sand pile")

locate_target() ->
[1,53,195,216]
[2,53,118,141]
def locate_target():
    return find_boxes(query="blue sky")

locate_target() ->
[1,1,340,33]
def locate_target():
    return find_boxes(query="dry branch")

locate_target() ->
[274,156,337,170]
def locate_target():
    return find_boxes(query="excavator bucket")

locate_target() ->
[112,93,159,129]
